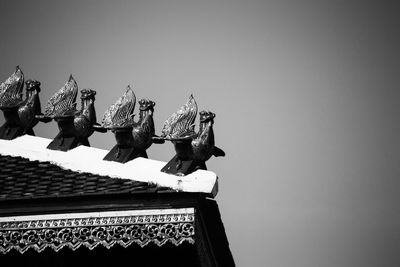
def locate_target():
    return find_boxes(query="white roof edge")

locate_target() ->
[0,208,195,222]
[0,135,218,197]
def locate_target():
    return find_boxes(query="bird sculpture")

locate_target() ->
[37,75,99,151]
[158,95,225,176]
[98,85,161,162]
[0,66,43,139]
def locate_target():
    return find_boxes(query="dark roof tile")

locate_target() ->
[0,155,174,201]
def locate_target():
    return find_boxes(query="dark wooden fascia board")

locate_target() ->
[0,192,208,217]
[195,198,236,267]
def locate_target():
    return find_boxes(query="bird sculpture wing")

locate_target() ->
[161,94,198,140]
[43,75,78,118]
[0,66,24,108]
[101,85,136,128]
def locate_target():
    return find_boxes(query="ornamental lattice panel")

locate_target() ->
[0,208,195,254]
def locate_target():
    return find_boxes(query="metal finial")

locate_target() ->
[37,76,99,151]
[98,86,162,163]
[158,95,225,176]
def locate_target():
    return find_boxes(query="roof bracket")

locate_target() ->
[46,116,82,151]
[103,127,147,163]
[161,140,207,176]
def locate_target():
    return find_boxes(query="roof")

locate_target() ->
[0,136,234,266]
[0,135,219,201]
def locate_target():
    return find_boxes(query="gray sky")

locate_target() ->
[1,0,399,266]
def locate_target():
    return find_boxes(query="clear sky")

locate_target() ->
[0,1,399,266]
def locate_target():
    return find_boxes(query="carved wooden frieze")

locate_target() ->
[0,208,195,254]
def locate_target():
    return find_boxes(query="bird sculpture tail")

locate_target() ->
[161,94,197,140]
[43,75,78,118]
[101,85,136,129]
[0,66,24,108]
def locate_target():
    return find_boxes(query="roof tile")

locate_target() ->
[0,155,173,201]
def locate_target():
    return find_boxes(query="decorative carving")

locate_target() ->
[0,210,195,254]
[0,67,43,139]
[37,75,99,151]
[96,86,163,163]
[157,95,225,176]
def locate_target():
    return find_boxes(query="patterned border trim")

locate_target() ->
[0,208,195,254]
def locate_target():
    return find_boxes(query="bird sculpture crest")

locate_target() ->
[96,85,162,163]
[158,95,225,176]
[37,75,99,151]
[0,66,43,139]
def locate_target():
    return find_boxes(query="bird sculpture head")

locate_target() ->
[80,89,96,100]
[199,110,215,123]
[25,80,41,92]
[138,99,155,111]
